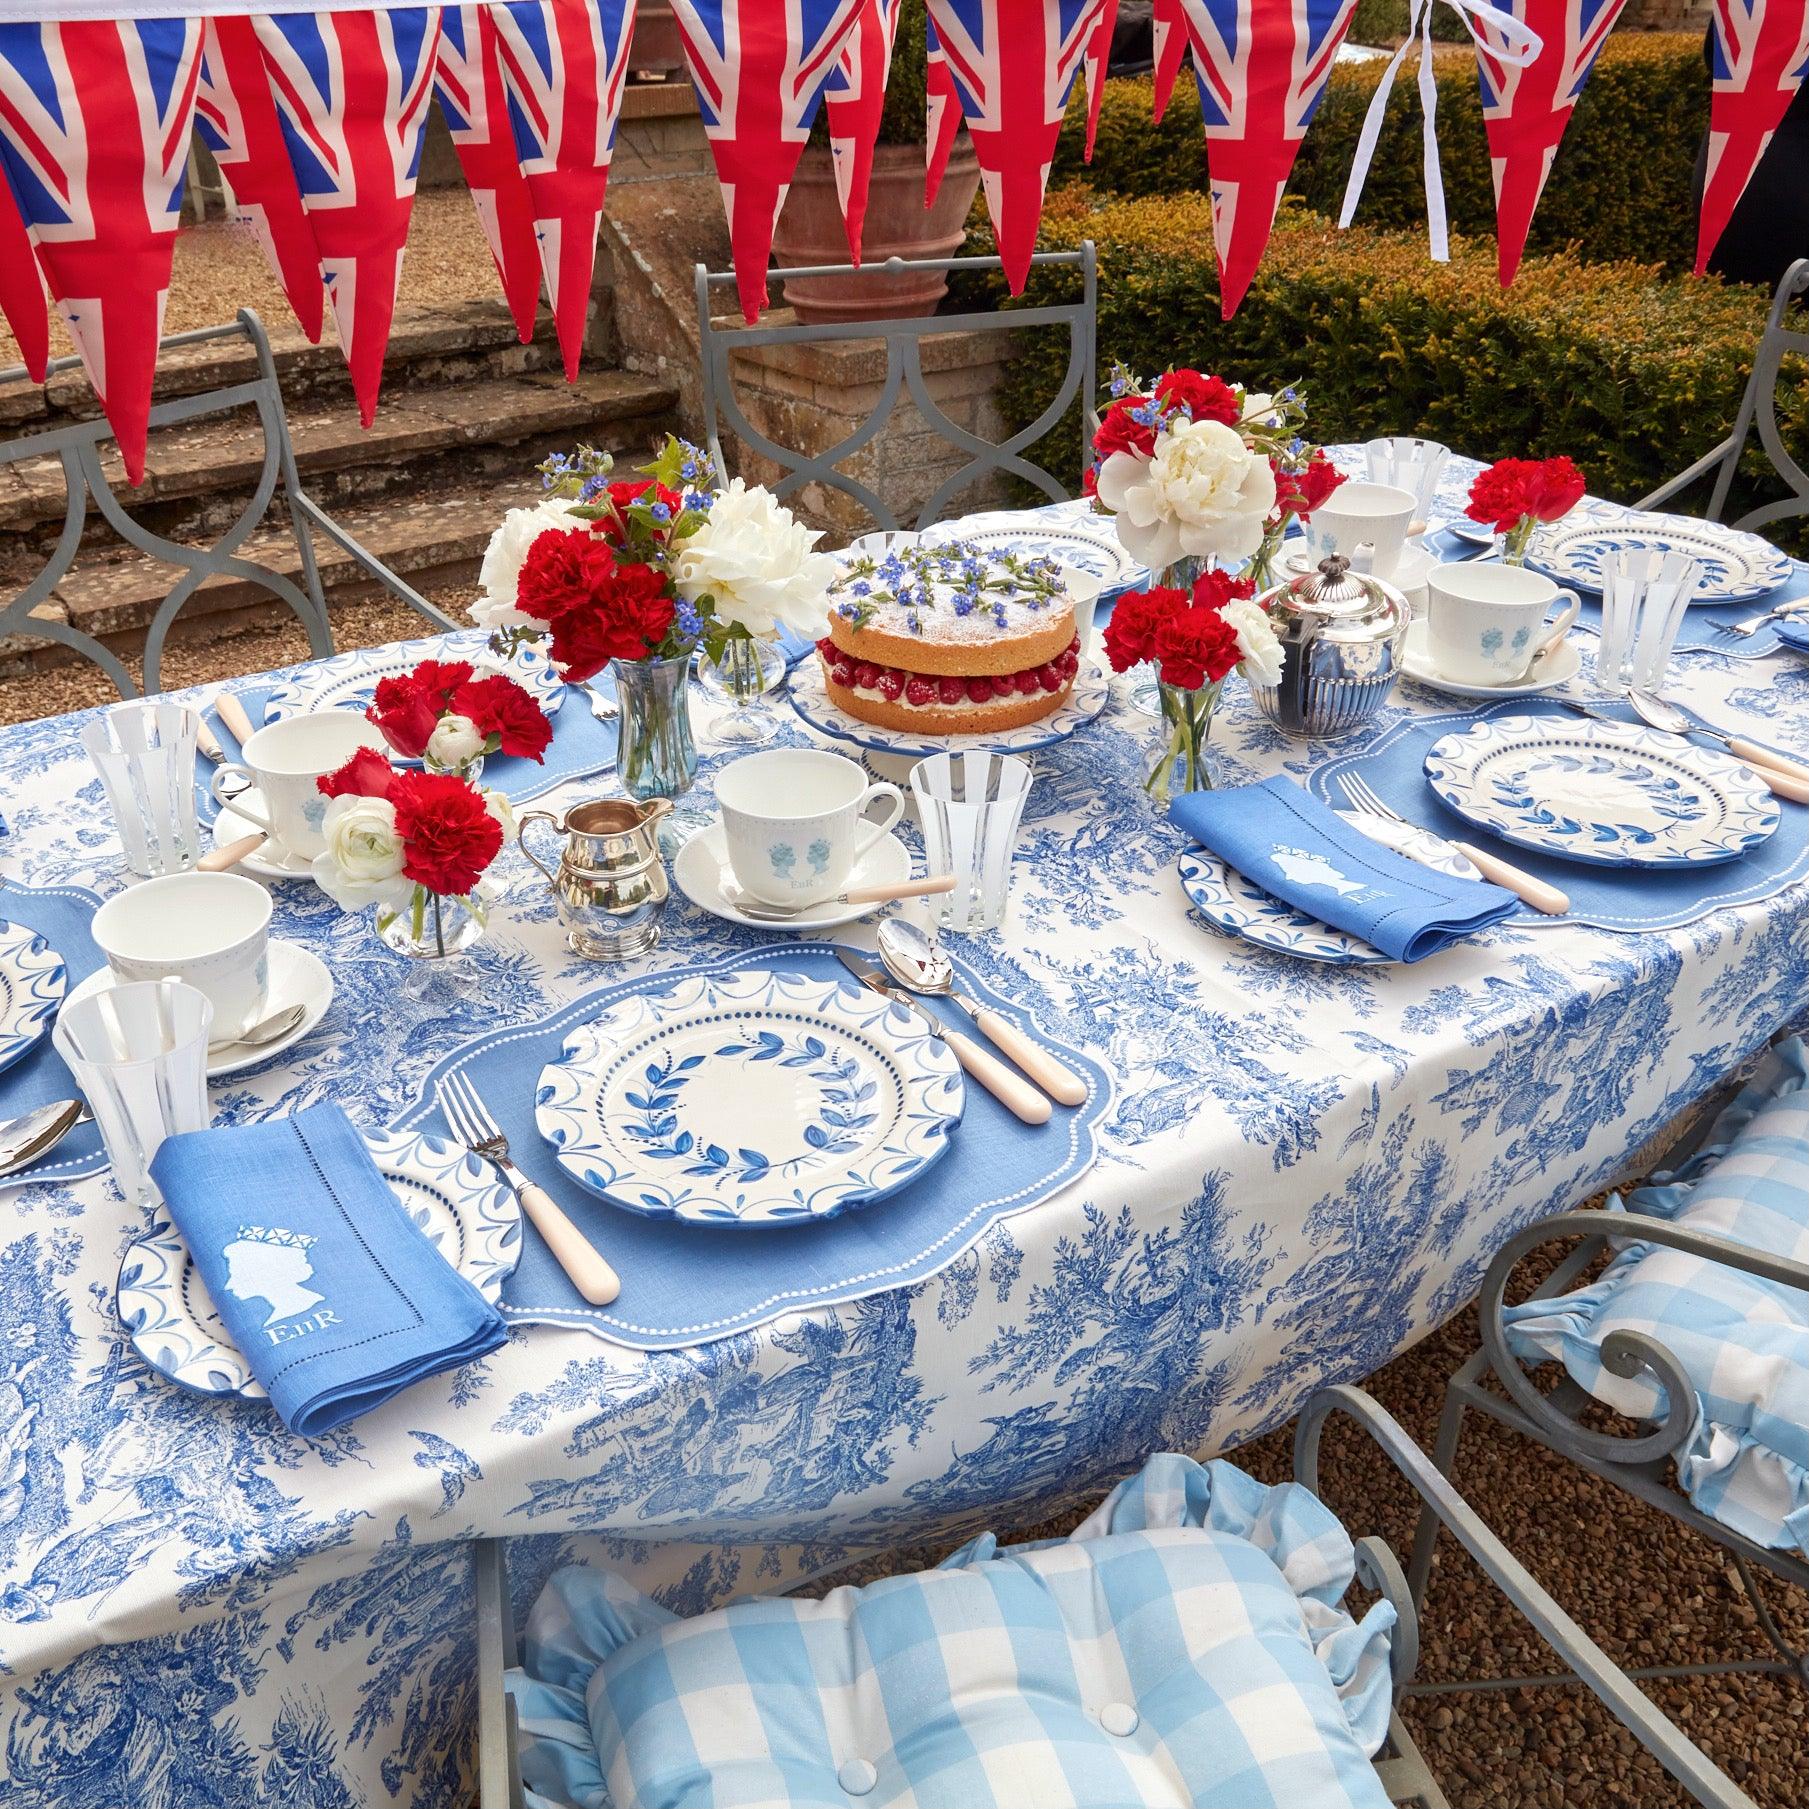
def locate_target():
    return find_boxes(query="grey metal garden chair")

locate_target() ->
[1636,256,1809,534]
[0,307,454,699]
[695,244,1098,533]
[471,1385,1757,1809]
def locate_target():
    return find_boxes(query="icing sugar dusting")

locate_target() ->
[830,542,1071,644]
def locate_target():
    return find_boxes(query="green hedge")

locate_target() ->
[958,191,1805,539]
[1056,34,1708,273]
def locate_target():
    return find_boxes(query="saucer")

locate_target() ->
[675,826,914,930]
[64,941,334,1078]
[209,789,314,880]
[1400,617,1582,699]
[1283,538,1434,598]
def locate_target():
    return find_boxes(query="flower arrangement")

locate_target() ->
[365,657,552,775]
[1465,456,1587,564]
[311,746,513,958]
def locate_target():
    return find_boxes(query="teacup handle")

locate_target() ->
[211,763,273,834]
[1531,591,1582,666]
[850,783,905,865]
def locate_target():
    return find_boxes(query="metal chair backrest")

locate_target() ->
[1637,257,1809,534]
[695,244,1097,532]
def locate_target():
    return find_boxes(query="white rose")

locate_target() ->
[426,714,485,769]
[473,500,583,631]
[310,794,411,913]
[672,479,839,639]
[1220,596,1285,687]
[1094,417,1277,570]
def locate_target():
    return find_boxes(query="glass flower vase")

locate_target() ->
[611,652,698,801]
[423,751,486,783]
[377,885,488,960]
[700,634,786,747]
[1145,678,1225,805]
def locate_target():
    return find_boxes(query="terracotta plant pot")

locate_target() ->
[629,0,685,79]
[771,139,984,325]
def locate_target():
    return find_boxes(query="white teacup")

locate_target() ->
[717,748,904,906]
[92,870,272,1041]
[211,713,389,862]
[1301,481,1417,580]
[1427,561,1582,687]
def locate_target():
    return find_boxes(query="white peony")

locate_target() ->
[672,478,839,639]
[473,500,584,631]
[311,794,411,912]
[1220,596,1285,687]
[426,714,486,769]
[1094,417,1277,570]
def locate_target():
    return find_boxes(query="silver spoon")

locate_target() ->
[720,874,956,922]
[1626,690,1809,802]
[0,1098,89,1180]
[875,919,1088,1107]
[208,1001,308,1055]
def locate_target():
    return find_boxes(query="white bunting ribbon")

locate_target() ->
[1338,0,1541,263]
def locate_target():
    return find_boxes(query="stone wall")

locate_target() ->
[1622,0,1710,29]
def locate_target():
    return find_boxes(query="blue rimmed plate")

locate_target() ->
[919,510,1146,592]
[1424,714,1780,868]
[115,1129,521,1398]
[535,970,964,1227]
[1522,504,1793,606]
[264,635,566,723]
[0,919,65,1077]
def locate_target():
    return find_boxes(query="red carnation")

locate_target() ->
[1271,451,1346,523]
[1102,586,1186,672]
[411,658,475,701]
[367,675,440,760]
[515,524,616,625]
[547,561,676,683]
[1092,397,1159,466]
[455,673,553,763]
[317,744,396,802]
[1466,456,1586,534]
[389,770,503,898]
[1155,369,1242,427]
[1153,603,1243,690]
[1188,568,1257,611]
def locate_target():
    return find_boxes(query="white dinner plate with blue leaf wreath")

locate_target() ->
[264,634,565,722]
[1521,504,1793,605]
[115,1129,521,1398]
[535,969,964,1227]
[1424,715,1779,868]
[0,919,66,1077]
[919,511,1146,592]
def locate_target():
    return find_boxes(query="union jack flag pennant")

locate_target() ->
[1697,0,1809,275]
[1151,0,1192,122]
[674,0,866,323]
[925,9,963,203]
[251,7,443,429]
[823,0,901,260]
[195,16,324,345]
[0,167,47,384]
[925,0,1108,294]
[1180,0,1360,318]
[0,19,202,484]
[490,0,636,380]
[1081,0,1119,160]
[1475,0,1626,287]
[437,4,542,345]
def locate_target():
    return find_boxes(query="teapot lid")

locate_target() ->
[1279,553,1399,614]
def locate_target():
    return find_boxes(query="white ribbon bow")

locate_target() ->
[1338,0,1543,263]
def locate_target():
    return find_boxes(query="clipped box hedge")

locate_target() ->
[960,190,1805,535]
[1055,33,1709,274]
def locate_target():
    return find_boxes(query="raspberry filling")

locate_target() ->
[818,635,1081,707]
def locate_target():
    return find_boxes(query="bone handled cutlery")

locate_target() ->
[439,1068,621,1306]
[194,702,225,764]
[836,950,1052,1126]
[1627,689,1809,799]
[723,874,957,922]
[213,691,258,747]
[197,832,268,873]
[1715,598,1809,637]
[1336,773,1571,916]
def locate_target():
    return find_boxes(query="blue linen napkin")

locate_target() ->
[1776,618,1808,655]
[777,623,817,669]
[151,1103,506,1435]
[1170,775,1521,962]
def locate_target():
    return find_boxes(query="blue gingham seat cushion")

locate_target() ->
[1503,1037,1809,1556]
[506,1452,1397,1809]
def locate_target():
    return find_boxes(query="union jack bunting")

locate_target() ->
[0,168,47,385]
[252,7,442,428]
[674,0,866,323]
[924,8,963,203]
[195,16,324,345]
[823,0,901,260]
[924,0,1108,293]
[1180,0,1360,317]
[436,4,542,345]
[0,19,202,484]
[1697,0,1809,274]
[1151,0,1192,122]
[1475,0,1626,286]
[1081,0,1119,160]
[490,0,636,380]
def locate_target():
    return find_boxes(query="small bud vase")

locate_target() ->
[612,652,698,801]
[1145,677,1225,804]
[423,751,487,782]
[700,634,786,747]
[377,885,488,960]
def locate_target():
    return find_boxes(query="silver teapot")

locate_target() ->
[518,796,671,960]
[1248,553,1410,738]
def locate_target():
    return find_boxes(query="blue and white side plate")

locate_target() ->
[919,510,1146,593]
[0,919,66,1077]
[115,1129,521,1398]
[1522,504,1793,605]
[264,634,566,722]
[535,970,964,1227]
[1425,715,1780,868]
[789,656,1110,759]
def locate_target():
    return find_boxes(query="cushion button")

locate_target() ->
[838,1758,878,1796]
[1100,1702,1140,1737]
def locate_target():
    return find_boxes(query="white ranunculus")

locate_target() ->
[672,479,839,639]
[1220,596,1285,687]
[473,501,583,631]
[482,787,516,844]
[1240,391,1279,429]
[426,714,485,769]
[1094,418,1277,571]
[311,794,411,913]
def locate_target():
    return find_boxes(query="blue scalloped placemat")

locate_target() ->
[393,943,1113,1350]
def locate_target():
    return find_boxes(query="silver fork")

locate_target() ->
[1714,600,1809,637]
[1336,773,1571,916]
[439,1068,621,1306]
